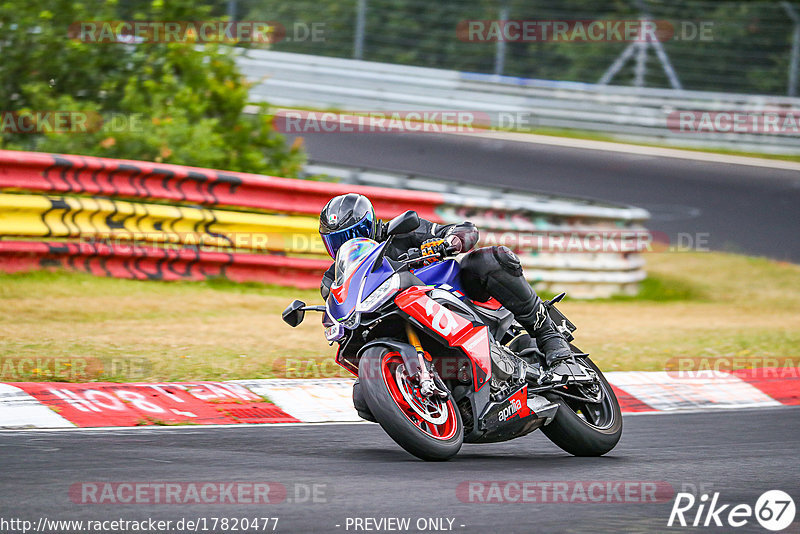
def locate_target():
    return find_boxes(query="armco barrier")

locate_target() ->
[0,149,650,297]
[0,151,444,222]
[239,49,800,155]
[0,193,324,254]
[0,241,329,288]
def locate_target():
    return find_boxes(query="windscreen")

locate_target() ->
[333,238,379,286]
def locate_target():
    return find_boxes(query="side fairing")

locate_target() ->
[395,286,491,391]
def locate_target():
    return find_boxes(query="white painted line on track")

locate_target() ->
[454,130,800,173]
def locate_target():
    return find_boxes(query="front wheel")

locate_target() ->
[359,347,463,461]
[541,356,622,456]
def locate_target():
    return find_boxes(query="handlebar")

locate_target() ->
[400,244,458,266]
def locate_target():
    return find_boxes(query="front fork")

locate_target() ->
[405,322,448,399]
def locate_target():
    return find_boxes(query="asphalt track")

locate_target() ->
[2,407,798,533]
[287,131,800,262]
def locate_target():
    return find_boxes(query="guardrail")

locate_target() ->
[0,151,442,221]
[238,49,800,155]
[0,240,330,288]
[0,150,445,289]
[0,193,323,254]
[0,150,650,298]
[304,162,650,298]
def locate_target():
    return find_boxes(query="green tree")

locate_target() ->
[0,0,304,176]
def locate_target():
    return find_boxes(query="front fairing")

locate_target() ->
[394,285,491,391]
[326,240,395,324]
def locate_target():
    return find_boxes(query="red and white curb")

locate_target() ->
[1,368,798,429]
[0,382,300,429]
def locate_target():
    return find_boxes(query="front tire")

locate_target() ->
[352,379,376,422]
[359,347,463,461]
[541,356,622,456]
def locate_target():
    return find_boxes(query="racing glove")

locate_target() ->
[420,238,448,262]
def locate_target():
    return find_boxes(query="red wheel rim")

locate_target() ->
[381,352,458,441]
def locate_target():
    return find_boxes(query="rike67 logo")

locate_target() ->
[668,490,795,531]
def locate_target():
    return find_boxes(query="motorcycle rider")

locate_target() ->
[318,193,572,368]
[319,193,572,421]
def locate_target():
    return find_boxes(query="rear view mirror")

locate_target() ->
[282,300,306,327]
[387,210,420,236]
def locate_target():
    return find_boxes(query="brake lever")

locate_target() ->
[401,252,444,265]
[401,244,454,267]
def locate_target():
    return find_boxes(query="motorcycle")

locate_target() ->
[282,211,622,461]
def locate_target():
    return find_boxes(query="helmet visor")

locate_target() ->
[321,212,375,258]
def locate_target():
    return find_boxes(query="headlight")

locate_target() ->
[357,274,400,313]
[341,313,361,329]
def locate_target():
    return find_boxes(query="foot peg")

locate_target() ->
[545,346,573,367]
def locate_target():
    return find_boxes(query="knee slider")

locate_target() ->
[492,246,523,276]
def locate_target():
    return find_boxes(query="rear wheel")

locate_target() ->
[359,347,463,461]
[541,356,622,456]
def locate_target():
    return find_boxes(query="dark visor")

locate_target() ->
[321,212,374,258]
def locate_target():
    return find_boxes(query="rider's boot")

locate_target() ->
[516,305,572,368]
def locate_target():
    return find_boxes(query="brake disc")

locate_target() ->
[394,364,449,425]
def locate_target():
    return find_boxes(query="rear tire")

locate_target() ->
[541,356,622,456]
[359,347,463,461]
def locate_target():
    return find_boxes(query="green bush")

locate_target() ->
[0,0,304,176]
